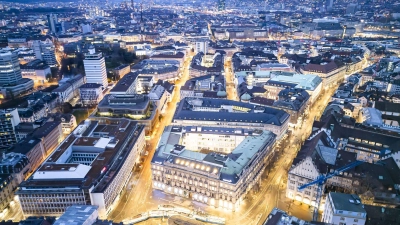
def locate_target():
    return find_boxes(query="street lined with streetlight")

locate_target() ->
[109,50,347,224]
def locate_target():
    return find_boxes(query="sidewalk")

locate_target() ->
[276,190,313,221]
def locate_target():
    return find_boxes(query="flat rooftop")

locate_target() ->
[152,125,276,184]
[18,119,144,193]
[110,72,139,93]
[268,73,323,91]
[98,94,150,110]
[173,98,289,126]
[329,192,367,213]
[54,205,98,225]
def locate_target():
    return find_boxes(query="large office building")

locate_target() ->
[20,59,51,84]
[271,88,310,126]
[0,153,29,212]
[0,49,34,98]
[264,73,323,103]
[47,14,57,33]
[79,83,104,106]
[17,119,145,219]
[11,122,63,176]
[172,98,290,139]
[218,0,225,11]
[151,126,276,210]
[194,40,208,54]
[32,39,57,67]
[0,108,21,149]
[96,94,158,129]
[0,50,22,85]
[53,75,86,102]
[83,46,108,89]
[300,61,346,89]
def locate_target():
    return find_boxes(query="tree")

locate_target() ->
[46,73,52,81]
[50,67,59,79]
[61,102,73,113]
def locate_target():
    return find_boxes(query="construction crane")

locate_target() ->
[298,150,387,222]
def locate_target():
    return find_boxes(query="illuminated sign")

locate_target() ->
[232,106,251,112]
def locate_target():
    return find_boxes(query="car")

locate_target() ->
[144,151,149,156]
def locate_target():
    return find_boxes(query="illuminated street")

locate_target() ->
[1,0,398,224]
[224,59,237,101]
[108,53,193,222]
[108,54,346,224]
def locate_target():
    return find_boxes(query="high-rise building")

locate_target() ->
[0,49,34,98]
[83,46,108,89]
[195,40,208,54]
[218,0,225,11]
[327,0,334,11]
[47,14,57,33]
[32,39,57,67]
[346,3,357,15]
[81,24,92,34]
[0,50,22,85]
[0,108,21,149]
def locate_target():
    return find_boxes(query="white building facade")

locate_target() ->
[84,47,108,89]
[322,192,367,225]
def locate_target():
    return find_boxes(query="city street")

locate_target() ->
[109,52,193,222]
[109,52,343,224]
[0,1,392,223]
[223,59,237,101]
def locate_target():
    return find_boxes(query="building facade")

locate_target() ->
[172,98,290,139]
[79,83,104,106]
[17,119,145,219]
[322,192,367,225]
[0,109,21,149]
[32,39,57,67]
[83,47,108,89]
[20,60,51,84]
[0,50,23,86]
[0,153,29,212]
[151,126,276,210]
[53,75,86,102]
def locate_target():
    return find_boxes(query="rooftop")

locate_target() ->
[54,205,98,225]
[152,125,276,184]
[80,83,102,89]
[267,73,323,91]
[18,119,144,193]
[32,121,61,139]
[329,192,367,213]
[173,98,289,126]
[98,94,150,110]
